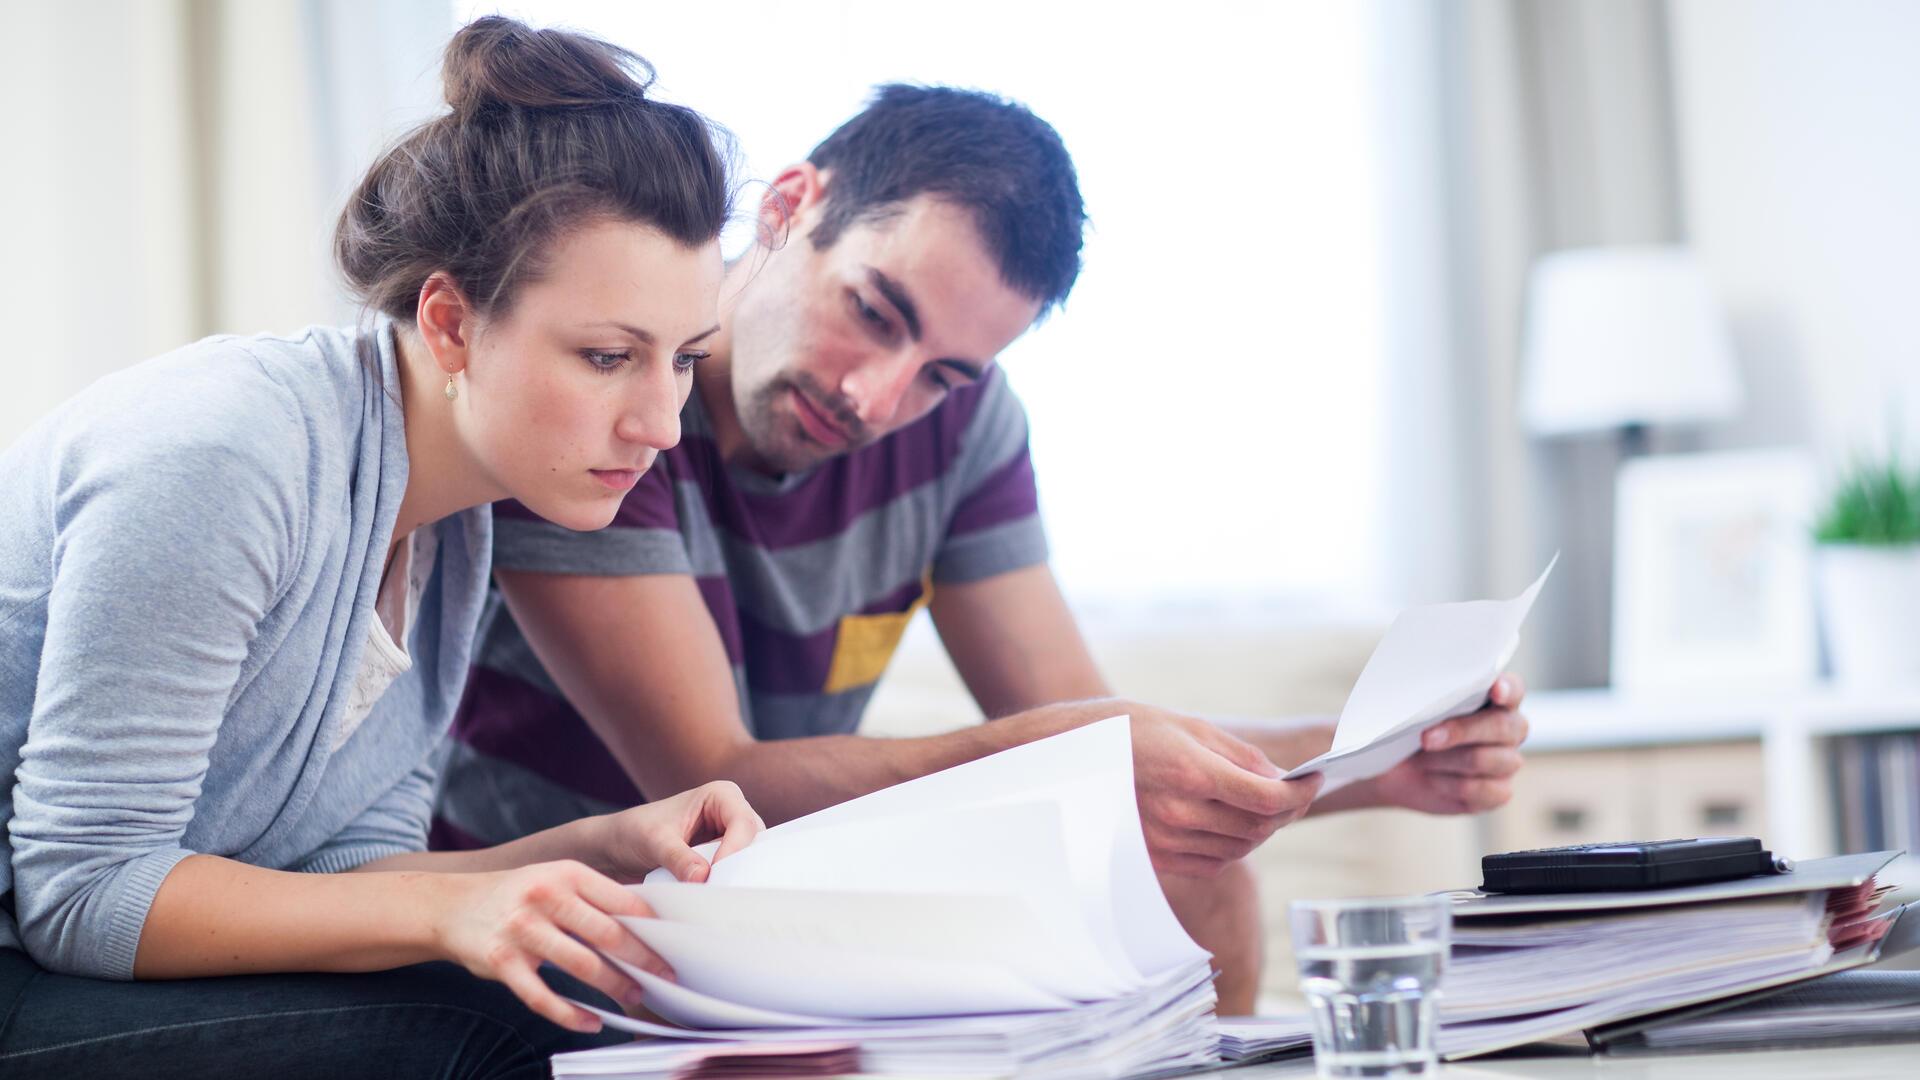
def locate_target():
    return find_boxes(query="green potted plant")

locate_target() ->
[1814,455,1920,684]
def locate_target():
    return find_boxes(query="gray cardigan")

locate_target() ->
[0,322,491,979]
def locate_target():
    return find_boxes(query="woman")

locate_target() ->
[0,16,760,1078]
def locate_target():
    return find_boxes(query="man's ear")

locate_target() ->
[416,272,473,375]
[761,163,829,245]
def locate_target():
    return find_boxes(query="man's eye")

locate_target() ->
[673,350,709,373]
[924,365,954,391]
[580,349,630,374]
[852,293,891,333]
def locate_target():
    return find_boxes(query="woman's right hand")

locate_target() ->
[434,859,666,1032]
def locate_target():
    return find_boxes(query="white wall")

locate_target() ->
[0,2,199,451]
[0,1,448,456]
[1668,0,1920,466]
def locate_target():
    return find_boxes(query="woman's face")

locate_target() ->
[455,220,723,531]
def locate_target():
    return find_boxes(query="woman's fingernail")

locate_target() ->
[1425,728,1450,750]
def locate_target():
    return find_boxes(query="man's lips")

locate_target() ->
[590,468,643,490]
[788,386,853,449]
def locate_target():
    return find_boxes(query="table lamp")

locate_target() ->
[1520,246,1742,451]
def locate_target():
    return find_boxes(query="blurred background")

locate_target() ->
[5,0,1918,1002]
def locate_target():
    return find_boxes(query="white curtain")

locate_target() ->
[0,0,448,453]
[1433,0,1686,688]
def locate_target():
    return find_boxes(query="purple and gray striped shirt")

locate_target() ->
[431,369,1047,848]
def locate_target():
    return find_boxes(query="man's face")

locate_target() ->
[725,194,1044,474]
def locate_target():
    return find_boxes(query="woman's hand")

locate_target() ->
[431,781,764,1031]
[434,859,667,1032]
[595,779,766,883]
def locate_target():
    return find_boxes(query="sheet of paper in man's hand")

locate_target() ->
[1284,555,1557,792]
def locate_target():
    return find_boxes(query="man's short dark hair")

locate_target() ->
[806,84,1086,313]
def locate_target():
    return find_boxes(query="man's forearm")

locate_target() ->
[708,698,1131,825]
[1301,777,1389,816]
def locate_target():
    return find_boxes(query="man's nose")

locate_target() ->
[839,351,923,431]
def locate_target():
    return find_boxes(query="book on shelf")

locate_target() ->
[1831,731,1920,860]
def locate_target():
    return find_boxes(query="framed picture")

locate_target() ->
[1611,449,1819,692]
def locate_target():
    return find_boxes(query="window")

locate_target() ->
[458,2,1400,612]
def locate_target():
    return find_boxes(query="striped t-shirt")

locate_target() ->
[431,368,1047,847]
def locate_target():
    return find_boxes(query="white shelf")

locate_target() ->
[1524,684,1920,751]
[1520,684,1920,865]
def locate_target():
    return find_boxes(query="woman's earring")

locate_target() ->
[444,373,458,401]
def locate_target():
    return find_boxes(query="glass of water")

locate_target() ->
[1290,894,1452,1078]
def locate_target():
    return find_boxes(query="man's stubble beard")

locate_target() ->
[739,367,877,475]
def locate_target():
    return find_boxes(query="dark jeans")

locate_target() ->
[0,948,628,1080]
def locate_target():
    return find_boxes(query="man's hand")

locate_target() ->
[1126,704,1325,878]
[1358,673,1529,815]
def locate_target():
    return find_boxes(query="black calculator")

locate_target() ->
[1480,837,1786,894]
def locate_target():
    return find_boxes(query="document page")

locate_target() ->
[1285,556,1556,789]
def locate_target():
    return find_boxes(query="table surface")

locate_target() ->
[1234,1042,1920,1077]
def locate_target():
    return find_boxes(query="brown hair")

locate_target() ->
[335,16,734,326]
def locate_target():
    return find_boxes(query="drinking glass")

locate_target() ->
[1290,894,1452,1078]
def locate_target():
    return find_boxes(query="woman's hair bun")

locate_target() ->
[442,15,655,114]
[338,15,734,329]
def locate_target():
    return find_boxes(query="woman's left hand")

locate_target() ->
[596,780,766,883]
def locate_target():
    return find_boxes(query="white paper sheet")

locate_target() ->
[617,915,1076,1018]
[602,955,839,1029]
[559,980,1222,1080]
[645,716,1205,980]
[636,799,1136,999]
[1286,556,1556,788]
[635,870,1129,1001]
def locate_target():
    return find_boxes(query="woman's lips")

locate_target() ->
[590,468,643,491]
[789,386,851,449]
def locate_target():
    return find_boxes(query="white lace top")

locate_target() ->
[337,527,439,749]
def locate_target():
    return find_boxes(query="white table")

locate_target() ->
[1237,1043,1920,1077]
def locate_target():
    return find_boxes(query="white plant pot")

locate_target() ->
[1815,544,1920,685]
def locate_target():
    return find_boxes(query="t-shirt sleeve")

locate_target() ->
[933,370,1050,585]
[490,457,693,576]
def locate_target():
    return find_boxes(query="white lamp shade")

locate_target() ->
[1520,246,1743,436]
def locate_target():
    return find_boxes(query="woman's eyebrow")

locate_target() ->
[583,320,657,346]
[583,321,722,347]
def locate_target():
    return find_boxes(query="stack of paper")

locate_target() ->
[552,717,1219,1080]
[1594,969,1920,1054]
[1435,852,1914,1059]
[1234,855,1914,1063]
[1213,1017,1314,1064]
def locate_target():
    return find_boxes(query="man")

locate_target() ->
[433,85,1528,1013]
